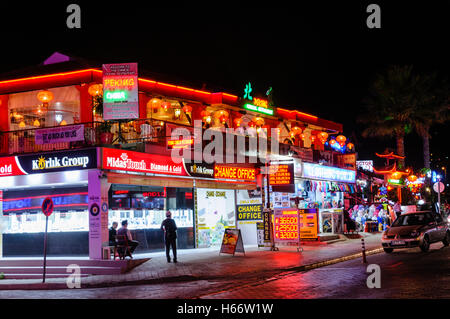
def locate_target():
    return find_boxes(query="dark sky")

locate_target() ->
[0,1,449,170]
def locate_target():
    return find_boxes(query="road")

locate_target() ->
[0,242,449,299]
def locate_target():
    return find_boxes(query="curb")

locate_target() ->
[0,246,384,290]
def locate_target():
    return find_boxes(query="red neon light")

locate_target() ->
[4,203,88,212]
[3,192,88,202]
[277,108,318,120]
[375,152,405,159]
[113,190,129,195]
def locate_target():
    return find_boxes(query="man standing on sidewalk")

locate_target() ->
[161,211,178,263]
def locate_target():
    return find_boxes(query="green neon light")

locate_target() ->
[104,91,127,102]
[388,179,403,185]
[244,103,274,116]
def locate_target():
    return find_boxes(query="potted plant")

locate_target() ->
[92,94,114,144]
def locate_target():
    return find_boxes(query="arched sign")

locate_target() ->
[41,197,54,217]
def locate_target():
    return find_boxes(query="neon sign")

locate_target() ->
[302,163,356,183]
[214,165,256,181]
[243,103,274,116]
[269,164,294,186]
[167,138,194,149]
[104,91,128,102]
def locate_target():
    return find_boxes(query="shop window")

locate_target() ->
[8,86,80,131]
[146,98,191,126]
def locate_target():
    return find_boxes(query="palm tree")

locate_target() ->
[359,65,419,168]
[407,73,450,168]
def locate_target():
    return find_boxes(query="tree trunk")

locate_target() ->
[422,134,430,169]
[396,133,405,168]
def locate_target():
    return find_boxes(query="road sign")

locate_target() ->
[433,182,445,193]
[41,197,54,217]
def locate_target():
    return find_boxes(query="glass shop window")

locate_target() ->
[8,86,80,131]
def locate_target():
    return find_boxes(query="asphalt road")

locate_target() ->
[0,241,449,299]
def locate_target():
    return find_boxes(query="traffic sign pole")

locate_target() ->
[42,215,48,283]
[438,178,441,215]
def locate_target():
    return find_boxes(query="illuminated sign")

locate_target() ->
[243,103,274,116]
[273,208,300,243]
[253,98,268,108]
[299,208,318,239]
[356,160,374,172]
[214,165,256,182]
[102,63,139,120]
[302,163,356,183]
[3,192,88,213]
[236,204,263,220]
[167,138,194,149]
[388,178,404,186]
[102,148,187,176]
[269,164,294,186]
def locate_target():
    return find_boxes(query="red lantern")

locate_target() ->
[161,101,171,112]
[347,143,354,150]
[318,131,328,143]
[336,135,346,146]
[290,126,302,138]
[182,104,192,113]
[253,117,265,127]
[407,175,418,182]
[148,98,162,111]
[234,118,243,127]
[88,84,103,97]
[300,133,306,140]
[329,139,336,145]
[311,135,316,143]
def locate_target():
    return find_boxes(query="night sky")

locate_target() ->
[0,1,449,171]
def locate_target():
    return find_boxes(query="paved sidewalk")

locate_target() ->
[0,233,383,290]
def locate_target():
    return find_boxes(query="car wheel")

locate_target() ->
[383,248,394,253]
[443,232,450,246]
[420,236,430,252]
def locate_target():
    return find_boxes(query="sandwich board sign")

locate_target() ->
[219,228,245,256]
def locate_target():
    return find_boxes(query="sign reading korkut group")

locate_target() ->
[0,149,97,176]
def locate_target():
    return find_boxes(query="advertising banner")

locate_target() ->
[263,210,271,242]
[102,63,139,120]
[299,208,318,239]
[214,165,256,182]
[302,162,356,183]
[35,125,85,145]
[102,148,188,176]
[219,228,245,255]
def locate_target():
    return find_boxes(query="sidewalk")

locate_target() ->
[0,233,383,290]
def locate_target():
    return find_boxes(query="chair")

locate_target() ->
[114,235,132,260]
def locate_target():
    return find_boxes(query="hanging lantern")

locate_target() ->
[310,135,316,143]
[234,117,243,127]
[219,115,228,124]
[336,135,346,146]
[289,126,302,138]
[200,110,210,118]
[214,110,229,119]
[318,131,328,143]
[205,116,212,124]
[391,172,402,179]
[347,143,354,150]
[329,139,336,145]
[147,98,162,113]
[161,101,171,112]
[407,175,418,182]
[37,90,54,104]
[182,104,192,113]
[159,121,164,127]
[88,84,103,96]
[253,117,265,127]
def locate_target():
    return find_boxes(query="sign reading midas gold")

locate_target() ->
[236,204,263,221]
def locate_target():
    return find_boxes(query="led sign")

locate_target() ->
[302,163,356,183]
[214,165,256,182]
[269,164,294,186]
[167,138,194,149]
[273,209,300,243]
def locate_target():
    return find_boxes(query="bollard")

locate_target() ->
[361,237,367,263]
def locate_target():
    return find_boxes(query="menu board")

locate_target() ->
[273,208,300,243]
[299,208,318,239]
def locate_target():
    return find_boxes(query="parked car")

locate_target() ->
[381,211,450,253]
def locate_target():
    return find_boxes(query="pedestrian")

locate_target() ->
[393,200,402,218]
[161,211,178,263]
[109,221,118,247]
[117,220,139,258]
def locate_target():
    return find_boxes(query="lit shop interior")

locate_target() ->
[108,184,195,251]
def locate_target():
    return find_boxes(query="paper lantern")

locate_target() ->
[310,135,316,143]
[318,132,328,143]
[234,117,243,127]
[253,117,265,127]
[336,135,346,146]
[407,175,418,182]
[329,139,336,145]
[201,110,211,118]
[300,133,306,140]
[182,104,192,113]
[347,143,354,150]
[88,84,103,96]
[290,126,302,138]
[161,101,171,112]
[37,90,53,103]
[214,110,229,119]
[147,98,162,111]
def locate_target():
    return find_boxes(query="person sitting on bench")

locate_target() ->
[117,220,139,257]
[109,221,118,247]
